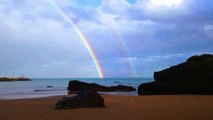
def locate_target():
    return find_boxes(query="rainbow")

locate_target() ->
[47,0,104,78]
[108,24,139,77]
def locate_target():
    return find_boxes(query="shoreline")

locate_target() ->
[0,91,138,100]
[1,94,213,120]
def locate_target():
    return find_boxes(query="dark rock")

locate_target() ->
[55,89,105,109]
[110,85,136,91]
[138,54,213,95]
[47,86,53,88]
[67,80,136,93]
[67,80,109,92]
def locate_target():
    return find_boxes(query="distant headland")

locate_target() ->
[0,76,31,82]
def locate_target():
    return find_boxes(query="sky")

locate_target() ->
[0,0,213,78]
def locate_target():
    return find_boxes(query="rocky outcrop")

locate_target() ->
[0,77,31,82]
[138,54,213,95]
[109,85,136,91]
[67,80,136,93]
[55,89,105,109]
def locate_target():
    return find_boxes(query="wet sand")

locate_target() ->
[0,95,213,120]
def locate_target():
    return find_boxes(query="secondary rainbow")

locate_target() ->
[108,24,139,77]
[47,0,104,78]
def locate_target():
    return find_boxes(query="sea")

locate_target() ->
[0,78,154,100]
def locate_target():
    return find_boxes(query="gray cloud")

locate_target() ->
[0,0,213,77]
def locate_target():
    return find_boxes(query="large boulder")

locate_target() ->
[55,89,105,109]
[138,54,213,95]
[67,80,136,93]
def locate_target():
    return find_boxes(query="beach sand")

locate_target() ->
[0,95,213,120]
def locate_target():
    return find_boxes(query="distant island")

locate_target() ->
[0,76,31,82]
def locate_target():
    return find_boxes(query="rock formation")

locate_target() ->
[138,54,213,95]
[67,80,136,93]
[55,89,105,109]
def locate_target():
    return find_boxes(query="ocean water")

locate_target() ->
[0,78,154,100]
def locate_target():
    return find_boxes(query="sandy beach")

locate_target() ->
[0,95,213,120]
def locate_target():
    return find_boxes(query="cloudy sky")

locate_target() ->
[0,0,213,78]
